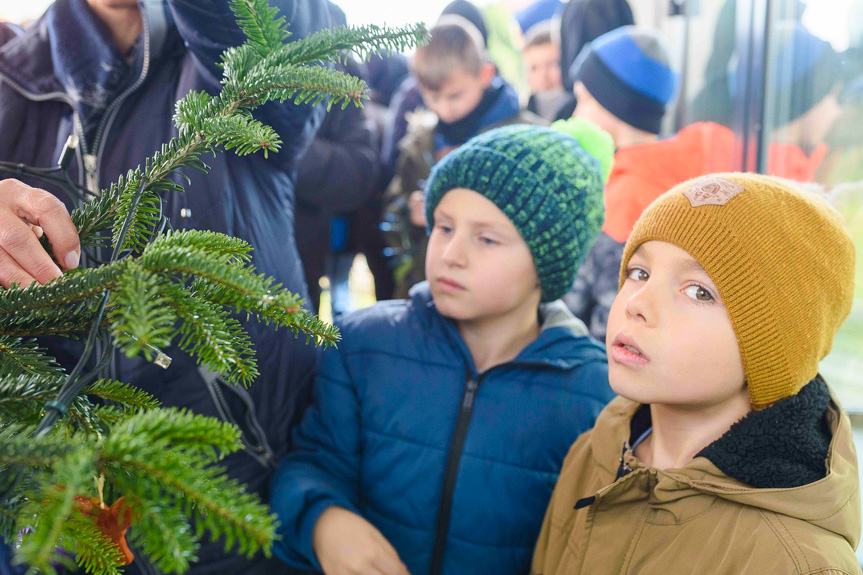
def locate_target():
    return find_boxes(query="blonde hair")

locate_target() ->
[412,15,487,91]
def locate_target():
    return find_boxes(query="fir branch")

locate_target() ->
[196,279,339,347]
[163,283,259,386]
[63,513,125,575]
[0,265,125,316]
[0,337,65,379]
[109,264,177,361]
[106,451,274,559]
[149,230,252,263]
[83,380,160,412]
[104,409,241,459]
[112,172,162,252]
[72,191,115,248]
[124,494,198,574]
[267,23,428,67]
[100,412,274,559]
[0,373,65,423]
[228,0,289,56]
[199,111,282,157]
[237,63,368,111]
[15,448,96,574]
[62,403,126,437]
[0,301,100,339]
[0,425,73,468]
[138,238,338,346]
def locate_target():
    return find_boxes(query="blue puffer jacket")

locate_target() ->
[271,283,614,575]
[0,1,330,573]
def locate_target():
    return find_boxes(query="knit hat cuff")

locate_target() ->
[576,52,667,134]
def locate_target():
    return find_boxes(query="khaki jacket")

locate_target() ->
[532,394,862,575]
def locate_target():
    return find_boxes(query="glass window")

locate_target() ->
[761,0,863,411]
[647,0,863,412]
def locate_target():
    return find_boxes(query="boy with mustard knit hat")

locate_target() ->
[272,122,615,575]
[532,173,861,575]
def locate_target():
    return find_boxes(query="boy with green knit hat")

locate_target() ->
[532,173,861,575]
[272,122,616,575]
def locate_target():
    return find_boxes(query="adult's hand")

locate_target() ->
[313,506,411,575]
[0,178,80,289]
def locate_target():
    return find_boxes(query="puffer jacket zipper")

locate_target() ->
[428,359,553,575]
[428,369,484,575]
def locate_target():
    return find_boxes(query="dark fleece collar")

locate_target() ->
[627,377,832,489]
[697,376,832,488]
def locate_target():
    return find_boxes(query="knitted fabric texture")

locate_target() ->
[425,123,609,302]
[571,26,677,134]
[620,173,855,409]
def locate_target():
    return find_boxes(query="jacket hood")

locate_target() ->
[587,381,861,550]
[408,282,604,371]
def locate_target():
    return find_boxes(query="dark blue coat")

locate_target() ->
[0,1,331,572]
[271,283,614,575]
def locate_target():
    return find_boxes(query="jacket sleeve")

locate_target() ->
[167,0,332,164]
[270,341,362,570]
[294,96,380,213]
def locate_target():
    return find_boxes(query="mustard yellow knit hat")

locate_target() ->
[620,173,856,410]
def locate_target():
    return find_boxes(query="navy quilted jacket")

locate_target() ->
[271,283,614,575]
[0,1,330,573]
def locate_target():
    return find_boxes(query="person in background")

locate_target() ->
[271,123,615,575]
[515,0,563,39]
[384,16,544,298]
[565,24,844,345]
[555,0,633,119]
[523,21,569,121]
[0,0,332,572]
[563,27,682,342]
[381,0,489,178]
[533,173,861,574]
[294,2,379,316]
[344,52,410,302]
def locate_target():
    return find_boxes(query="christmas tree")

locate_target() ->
[0,1,425,573]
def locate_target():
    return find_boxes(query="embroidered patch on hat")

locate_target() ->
[683,177,745,207]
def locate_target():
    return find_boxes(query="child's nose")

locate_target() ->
[441,234,468,267]
[624,282,657,325]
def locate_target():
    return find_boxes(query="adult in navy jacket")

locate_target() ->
[271,283,614,575]
[0,0,331,573]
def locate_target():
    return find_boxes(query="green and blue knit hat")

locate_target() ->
[424,120,612,302]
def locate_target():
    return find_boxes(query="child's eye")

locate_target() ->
[626,268,649,281]
[479,236,498,246]
[436,223,453,234]
[683,284,713,302]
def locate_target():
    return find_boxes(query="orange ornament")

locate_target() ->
[75,495,136,565]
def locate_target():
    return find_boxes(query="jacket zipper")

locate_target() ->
[428,370,484,575]
[88,5,154,196]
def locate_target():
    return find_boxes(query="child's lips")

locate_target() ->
[436,276,466,291]
[610,334,649,366]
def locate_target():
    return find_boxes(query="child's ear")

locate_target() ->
[480,62,496,87]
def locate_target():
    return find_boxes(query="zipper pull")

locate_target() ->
[462,379,478,411]
[84,153,99,194]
